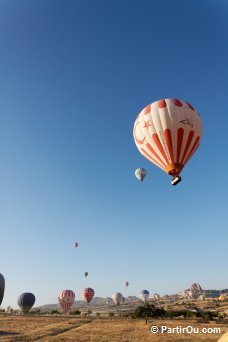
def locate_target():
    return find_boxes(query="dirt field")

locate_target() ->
[0,315,227,342]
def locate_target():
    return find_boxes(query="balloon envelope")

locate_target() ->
[140,290,149,302]
[84,272,88,277]
[58,290,75,313]
[112,292,123,306]
[82,288,95,304]
[74,242,78,248]
[218,332,228,342]
[153,293,160,300]
[135,168,147,181]
[17,292,36,313]
[106,297,112,306]
[0,273,5,306]
[133,99,202,179]
[125,281,129,287]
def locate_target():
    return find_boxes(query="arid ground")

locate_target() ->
[0,315,227,342]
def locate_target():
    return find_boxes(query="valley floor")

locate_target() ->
[0,315,227,341]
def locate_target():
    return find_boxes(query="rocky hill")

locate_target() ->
[36,286,228,312]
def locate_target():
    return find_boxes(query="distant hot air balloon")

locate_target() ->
[198,295,205,301]
[112,292,123,306]
[219,295,227,302]
[0,273,5,306]
[218,332,228,342]
[17,292,36,314]
[58,290,75,313]
[106,297,112,306]
[135,168,147,182]
[140,290,149,303]
[82,288,94,304]
[84,272,88,278]
[74,242,78,248]
[125,281,129,287]
[133,99,202,185]
[153,293,160,300]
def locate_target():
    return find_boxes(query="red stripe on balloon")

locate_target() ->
[141,148,165,170]
[173,99,183,107]
[152,133,169,164]
[144,104,151,115]
[82,288,95,303]
[158,100,166,108]
[184,137,200,165]
[164,129,174,163]
[180,131,194,164]
[176,128,184,163]
[146,143,167,168]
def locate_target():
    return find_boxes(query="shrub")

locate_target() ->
[49,310,61,315]
[109,312,115,317]
[165,309,196,319]
[119,312,131,318]
[29,308,41,315]
[196,311,218,322]
[69,309,81,316]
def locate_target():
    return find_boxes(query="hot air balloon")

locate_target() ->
[112,292,123,306]
[74,242,78,248]
[58,290,75,313]
[218,332,228,342]
[82,288,94,304]
[153,293,160,300]
[84,272,88,278]
[140,290,149,303]
[133,99,202,185]
[198,295,205,301]
[125,281,129,287]
[17,292,36,314]
[0,273,5,306]
[135,168,147,182]
[106,297,112,306]
[219,295,227,302]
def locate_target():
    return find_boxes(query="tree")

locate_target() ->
[131,304,165,324]
[69,309,81,316]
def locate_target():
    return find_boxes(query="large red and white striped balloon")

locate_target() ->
[82,288,95,304]
[133,99,202,179]
[58,290,75,313]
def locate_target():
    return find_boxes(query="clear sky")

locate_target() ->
[0,0,227,309]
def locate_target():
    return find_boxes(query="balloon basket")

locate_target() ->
[171,176,182,186]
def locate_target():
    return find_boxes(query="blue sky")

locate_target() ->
[0,0,227,309]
